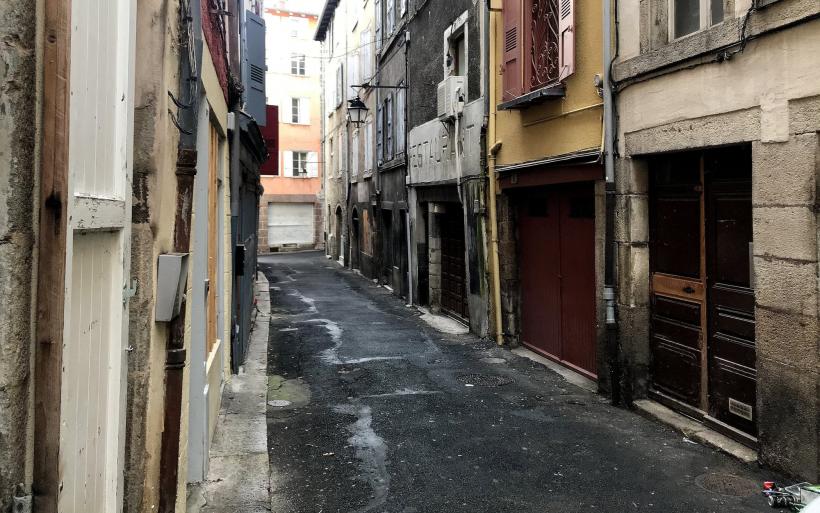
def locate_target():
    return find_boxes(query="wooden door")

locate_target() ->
[520,191,561,358]
[649,154,704,406]
[519,184,596,377]
[207,125,219,355]
[705,148,756,435]
[649,147,756,437]
[440,206,469,319]
[58,0,137,510]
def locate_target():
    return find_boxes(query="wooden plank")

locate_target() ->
[207,125,219,354]
[698,156,709,413]
[33,0,72,509]
[72,197,127,231]
[651,273,704,303]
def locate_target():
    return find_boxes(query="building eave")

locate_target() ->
[313,0,340,41]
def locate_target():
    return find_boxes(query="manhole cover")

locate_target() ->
[457,373,514,387]
[695,473,759,497]
[480,357,507,364]
[268,400,292,407]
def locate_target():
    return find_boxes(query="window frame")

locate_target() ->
[292,151,309,177]
[290,53,306,76]
[669,0,725,41]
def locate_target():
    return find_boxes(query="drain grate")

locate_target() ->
[695,473,759,497]
[457,373,514,387]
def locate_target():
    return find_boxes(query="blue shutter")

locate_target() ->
[244,10,267,126]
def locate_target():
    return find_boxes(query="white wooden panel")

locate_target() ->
[267,203,315,245]
[59,231,122,512]
[60,0,136,510]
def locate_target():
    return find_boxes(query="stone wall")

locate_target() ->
[0,0,36,507]
[124,0,182,510]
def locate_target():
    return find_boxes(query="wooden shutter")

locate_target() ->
[299,98,310,124]
[376,104,383,163]
[558,0,575,80]
[375,0,382,51]
[283,150,294,176]
[386,96,393,160]
[245,10,267,125]
[502,0,523,101]
[307,151,318,177]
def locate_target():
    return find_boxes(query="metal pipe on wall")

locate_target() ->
[487,2,504,346]
[159,0,203,510]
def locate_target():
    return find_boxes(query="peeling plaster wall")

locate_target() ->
[0,1,36,508]
[123,0,182,511]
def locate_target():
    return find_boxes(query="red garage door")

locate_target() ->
[518,183,597,377]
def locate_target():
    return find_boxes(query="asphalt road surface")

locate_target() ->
[260,251,773,513]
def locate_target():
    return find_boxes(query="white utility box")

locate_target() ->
[155,252,189,322]
[437,75,465,120]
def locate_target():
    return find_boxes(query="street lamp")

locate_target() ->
[346,96,368,127]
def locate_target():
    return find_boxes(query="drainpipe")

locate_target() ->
[159,0,203,510]
[487,3,504,346]
[405,31,413,306]
[603,0,622,403]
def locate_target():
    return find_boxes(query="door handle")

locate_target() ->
[682,286,695,294]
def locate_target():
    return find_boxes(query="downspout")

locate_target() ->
[405,31,413,306]
[487,3,504,346]
[602,0,622,403]
[159,0,203,510]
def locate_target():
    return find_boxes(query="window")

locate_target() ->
[329,137,334,177]
[288,16,307,38]
[283,150,316,177]
[351,130,360,176]
[360,30,372,81]
[335,64,344,107]
[385,95,393,161]
[400,0,407,17]
[364,121,373,173]
[290,54,306,76]
[289,97,310,124]
[375,0,382,51]
[396,86,405,154]
[386,0,395,36]
[672,0,724,39]
[292,151,308,176]
[376,103,383,163]
[501,0,575,102]
[348,54,358,99]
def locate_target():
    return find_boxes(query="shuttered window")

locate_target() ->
[385,95,393,161]
[396,85,405,154]
[503,0,575,102]
[352,130,359,177]
[501,0,522,101]
[557,0,575,80]
[375,0,382,52]
[376,104,383,163]
[364,121,373,173]
[335,64,344,107]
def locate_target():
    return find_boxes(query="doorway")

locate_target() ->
[649,145,756,437]
[518,183,597,377]
[439,204,469,320]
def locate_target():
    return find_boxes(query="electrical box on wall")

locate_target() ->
[155,253,189,322]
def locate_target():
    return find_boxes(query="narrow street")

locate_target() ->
[260,252,770,513]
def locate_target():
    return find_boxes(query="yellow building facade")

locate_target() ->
[488,0,609,387]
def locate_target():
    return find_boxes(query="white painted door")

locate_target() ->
[267,203,315,246]
[58,0,136,511]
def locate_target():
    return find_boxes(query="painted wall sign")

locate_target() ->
[407,99,484,185]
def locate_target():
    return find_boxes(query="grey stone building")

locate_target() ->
[407,0,490,335]
[612,0,820,480]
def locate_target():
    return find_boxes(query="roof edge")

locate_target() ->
[313,0,340,41]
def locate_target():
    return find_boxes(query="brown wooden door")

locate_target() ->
[440,205,469,320]
[649,154,704,406]
[649,147,756,437]
[519,184,596,377]
[705,148,756,435]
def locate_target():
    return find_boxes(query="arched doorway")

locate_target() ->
[334,206,343,262]
[351,208,360,270]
